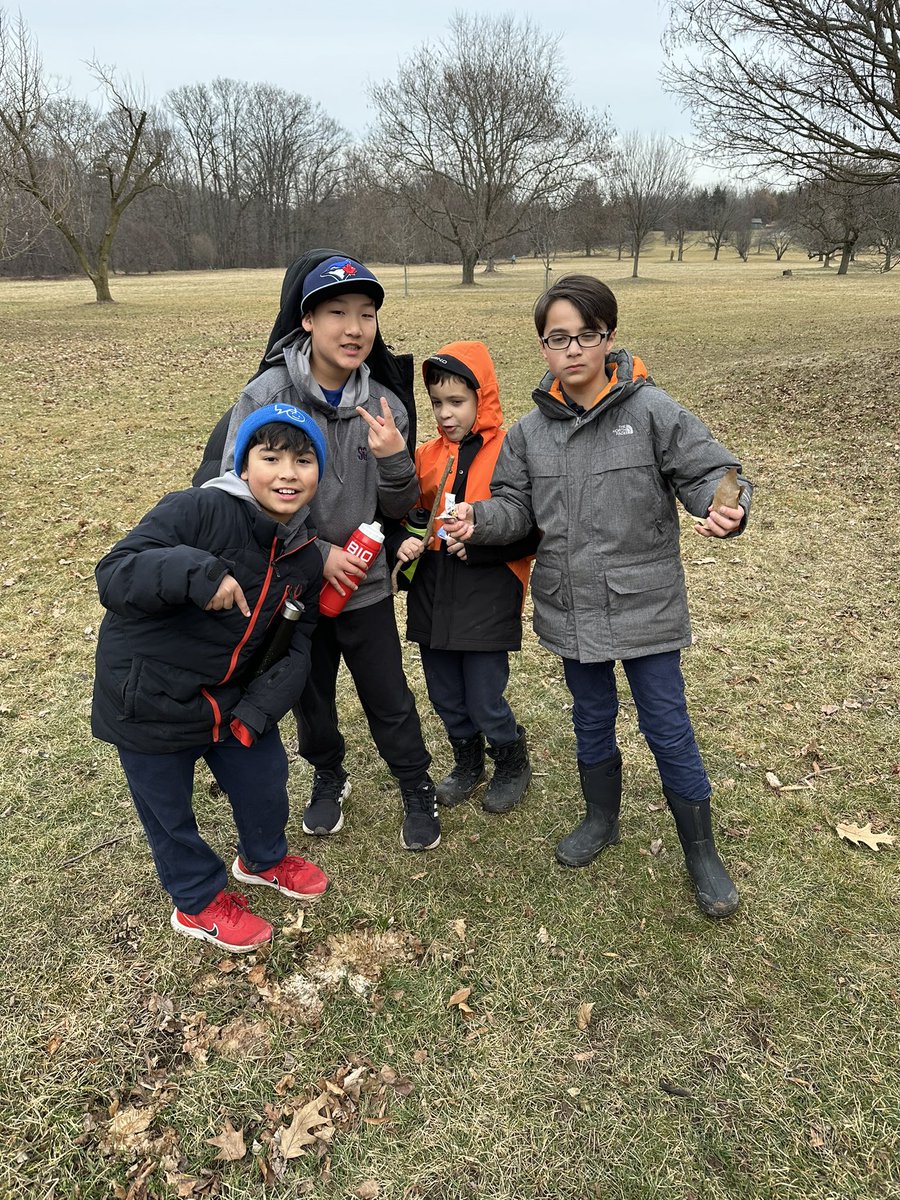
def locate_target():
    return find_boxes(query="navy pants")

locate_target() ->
[562,650,711,801]
[419,646,518,746]
[294,596,431,786]
[118,728,290,914]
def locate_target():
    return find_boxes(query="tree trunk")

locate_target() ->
[461,250,478,285]
[677,232,684,262]
[631,244,641,278]
[713,242,721,261]
[92,272,114,302]
[837,240,853,275]
[403,263,409,297]
[482,253,499,274]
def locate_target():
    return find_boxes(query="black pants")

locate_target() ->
[294,596,431,787]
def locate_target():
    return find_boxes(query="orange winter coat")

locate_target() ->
[405,341,537,652]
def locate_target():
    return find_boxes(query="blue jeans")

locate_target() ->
[419,647,519,746]
[562,651,711,801]
[118,728,290,913]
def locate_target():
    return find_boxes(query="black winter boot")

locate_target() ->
[483,726,532,813]
[436,734,486,807]
[665,789,739,919]
[555,750,622,867]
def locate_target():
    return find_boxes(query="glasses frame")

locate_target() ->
[540,330,612,351]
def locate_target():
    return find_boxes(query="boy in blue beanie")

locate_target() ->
[93,405,329,952]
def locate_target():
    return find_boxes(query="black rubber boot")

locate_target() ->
[435,734,486,807]
[483,726,532,814]
[665,789,740,919]
[555,750,622,867]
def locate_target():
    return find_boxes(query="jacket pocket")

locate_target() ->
[531,563,568,610]
[604,559,690,652]
[123,656,239,727]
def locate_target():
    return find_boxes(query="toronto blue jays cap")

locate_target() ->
[300,255,385,314]
[233,403,327,479]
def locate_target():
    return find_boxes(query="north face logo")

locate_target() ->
[613,424,634,436]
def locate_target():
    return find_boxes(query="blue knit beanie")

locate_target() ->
[233,404,327,479]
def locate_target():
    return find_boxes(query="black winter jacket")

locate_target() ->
[92,487,321,754]
[401,434,539,652]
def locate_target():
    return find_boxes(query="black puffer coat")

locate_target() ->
[92,487,321,753]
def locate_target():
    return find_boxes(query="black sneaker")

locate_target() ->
[302,769,351,835]
[400,777,441,851]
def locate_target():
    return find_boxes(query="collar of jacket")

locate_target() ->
[532,350,650,421]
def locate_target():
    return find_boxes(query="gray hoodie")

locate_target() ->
[219,334,418,612]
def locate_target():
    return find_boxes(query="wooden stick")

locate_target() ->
[61,833,135,869]
[391,453,455,595]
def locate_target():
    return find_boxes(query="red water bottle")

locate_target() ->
[319,521,385,618]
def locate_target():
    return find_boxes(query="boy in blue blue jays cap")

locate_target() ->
[202,251,440,853]
[92,405,330,953]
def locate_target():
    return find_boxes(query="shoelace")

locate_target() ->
[210,891,251,919]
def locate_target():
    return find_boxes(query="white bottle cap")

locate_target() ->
[357,521,385,544]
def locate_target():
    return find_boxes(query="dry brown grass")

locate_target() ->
[0,246,897,1199]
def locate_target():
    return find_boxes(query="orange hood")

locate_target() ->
[421,340,503,447]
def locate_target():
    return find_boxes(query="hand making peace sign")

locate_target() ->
[355,398,406,459]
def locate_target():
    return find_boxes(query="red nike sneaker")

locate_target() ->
[170,889,272,953]
[232,853,328,902]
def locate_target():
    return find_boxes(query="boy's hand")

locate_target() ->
[324,547,368,597]
[355,398,406,458]
[397,535,426,564]
[445,535,468,561]
[694,504,744,538]
[206,574,251,616]
[443,502,476,541]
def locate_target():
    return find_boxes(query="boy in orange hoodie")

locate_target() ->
[396,342,538,812]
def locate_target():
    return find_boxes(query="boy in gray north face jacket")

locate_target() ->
[444,274,752,920]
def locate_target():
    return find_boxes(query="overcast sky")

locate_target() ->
[18,1,706,151]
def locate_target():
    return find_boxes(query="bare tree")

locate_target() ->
[663,1,900,186]
[701,185,739,259]
[796,174,872,272]
[368,13,608,285]
[610,131,691,278]
[869,185,900,270]
[0,12,167,301]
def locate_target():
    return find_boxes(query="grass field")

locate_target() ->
[0,245,897,1200]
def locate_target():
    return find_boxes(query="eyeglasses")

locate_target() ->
[540,330,611,351]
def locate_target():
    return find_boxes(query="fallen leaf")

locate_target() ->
[106,1106,154,1148]
[536,926,550,944]
[649,838,664,857]
[207,1118,246,1161]
[573,1050,596,1062]
[275,1073,295,1095]
[576,1002,594,1031]
[46,1034,63,1056]
[836,822,895,851]
[247,963,267,986]
[279,1093,332,1159]
[447,986,472,1007]
[216,958,237,974]
[451,918,467,942]
[413,1049,428,1065]
[710,467,743,511]
[354,1183,380,1199]
[765,771,782,792]
[282,910,306,936]
[379,1064,399,1085]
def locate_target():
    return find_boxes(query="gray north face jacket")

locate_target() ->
[468,351,752,664]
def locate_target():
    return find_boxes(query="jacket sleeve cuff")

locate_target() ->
[229,718,255,747]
